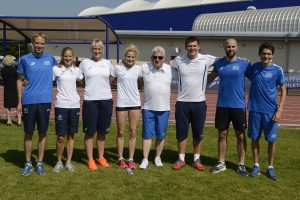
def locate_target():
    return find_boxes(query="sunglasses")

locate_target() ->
[152,56,164,60]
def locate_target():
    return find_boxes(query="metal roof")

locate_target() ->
[0,16,119,44]
[152,0,247,9]
[78,0,249,16]
[115,6,300,39]
[0,16,120,60]
[193,6,300,33]
[113,0,154,13]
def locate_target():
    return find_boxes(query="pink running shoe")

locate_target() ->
[127,160,136,170]
[118,159,128,169]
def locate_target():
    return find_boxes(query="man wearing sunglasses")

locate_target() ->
[170,36,218,171]
[139,46,176,169]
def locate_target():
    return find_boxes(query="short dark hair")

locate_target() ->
[259,42,275,55]
[185,36,199,48]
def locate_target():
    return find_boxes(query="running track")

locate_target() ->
[0,86,299,128]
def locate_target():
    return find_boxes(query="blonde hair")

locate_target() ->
[58,47,75,68]
[31,33,47,44]
[124,44,138,58]
[90,39,104,50]
[3,55,15,67]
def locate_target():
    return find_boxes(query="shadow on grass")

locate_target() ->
[0,117,21,126]
[0,149,25,168]
[0,118,7,125]
[0,143,244,171]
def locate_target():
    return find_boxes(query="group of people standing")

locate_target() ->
[16,33,286,181]
[16,33,173,176]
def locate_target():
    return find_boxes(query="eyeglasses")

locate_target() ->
[152,56,164,60]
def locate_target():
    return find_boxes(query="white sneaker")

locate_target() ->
[154,157,163,167]
[139,159,149,170]
[52,161,64,173]
[65,162,75,172]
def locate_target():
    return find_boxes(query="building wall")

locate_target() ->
[45,37,300,72]
[99,0,300,31]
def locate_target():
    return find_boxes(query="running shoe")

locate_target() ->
[118,159,128,169]
[65,162,75,172]
[20,161,33,176]
[139,159,149,170]
[266,167,278,181]
[250,165,261,178]
[127,160,136,170]
[193,159,205,171]
[210,162,226,173]
[52,161,64,173]
[172,160,185,170]
[97,157,110,168]
[237,165,248,177]
[36,161,46,175]
[87,160,97,171]
[154,157,163,167]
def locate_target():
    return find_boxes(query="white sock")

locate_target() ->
[254,163,259,167]
[194,154,200,161]
[179,154,185,161]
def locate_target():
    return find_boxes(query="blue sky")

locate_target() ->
[0,0,157,17]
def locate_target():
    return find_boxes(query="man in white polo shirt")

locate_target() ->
[170,36,218,171]
[139,46,176,169]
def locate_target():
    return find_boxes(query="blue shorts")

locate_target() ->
[55,107,80,135]
[248,111,278,142]
[82,99,113,135]
[142,109,170,140]
[22,103,51,133]
[175,101,206,141]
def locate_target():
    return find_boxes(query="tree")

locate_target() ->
[0,42,27,59]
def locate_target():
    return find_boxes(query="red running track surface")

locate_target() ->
[0,86,299,128]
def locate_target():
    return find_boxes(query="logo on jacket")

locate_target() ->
[263,72,272,78]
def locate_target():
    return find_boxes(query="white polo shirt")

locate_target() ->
[112,64,142,107]
[170,53,217,102]
[142,63,173,111]
[53,65,83,108]
[79,58,113,100]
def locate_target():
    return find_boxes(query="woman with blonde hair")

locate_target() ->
[111,44,142,169]
[79,39,114,170]
[1,55,22,126]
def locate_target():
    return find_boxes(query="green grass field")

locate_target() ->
[0,120,299,200]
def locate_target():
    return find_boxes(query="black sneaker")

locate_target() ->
[210,162,226,173]
[237,165,248,177]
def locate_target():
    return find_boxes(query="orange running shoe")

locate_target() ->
[87,160,97,171]
[97,157,110,168]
